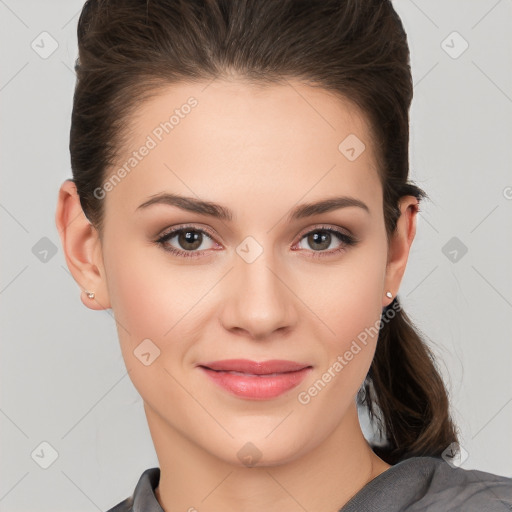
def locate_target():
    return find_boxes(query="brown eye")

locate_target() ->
[305,231,333,251]
[176,230,203,251]
[294,226,358,258]
[156,226,218,258]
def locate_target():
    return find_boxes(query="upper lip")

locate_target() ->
[199,359,311,375]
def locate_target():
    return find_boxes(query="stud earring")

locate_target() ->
[385,291,393,299]
[85,290,95,300]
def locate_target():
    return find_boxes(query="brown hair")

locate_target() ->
[70,0,459,464]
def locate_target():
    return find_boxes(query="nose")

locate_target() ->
[219,250,299,341]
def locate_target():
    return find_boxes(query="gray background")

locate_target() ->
[1,0,511,510]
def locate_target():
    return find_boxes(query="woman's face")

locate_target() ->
[93,79,402,466]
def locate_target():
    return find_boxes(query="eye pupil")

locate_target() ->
[179,230,202,250]
[308,231,331,251]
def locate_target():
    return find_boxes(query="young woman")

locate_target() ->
[55,0,512,510]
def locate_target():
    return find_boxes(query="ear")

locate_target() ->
[55,179,111,310]
[382,195,419,309]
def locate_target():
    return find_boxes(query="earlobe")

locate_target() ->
[55,179,110,310]
[382,196,419,309]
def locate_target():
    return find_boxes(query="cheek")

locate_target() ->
[295,236,387,403]
[104,248,166,343]
[102,239,224,390]
[101,243,198,410]
[294,259,386,433]
[304,242,387,351]
[103,238,210,339]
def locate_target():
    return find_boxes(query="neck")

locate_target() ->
[147,402,391,512]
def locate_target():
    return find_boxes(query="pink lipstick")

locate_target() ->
[198,359,312,400]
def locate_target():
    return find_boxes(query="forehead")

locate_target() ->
[104,78,382,219]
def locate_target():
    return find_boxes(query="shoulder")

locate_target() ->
[340,456,512,512]
[104,467,161,512]
[413,456,512,510]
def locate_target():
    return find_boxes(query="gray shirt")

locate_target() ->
[106,456,512,511]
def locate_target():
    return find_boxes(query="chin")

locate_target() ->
[210,432,314,469]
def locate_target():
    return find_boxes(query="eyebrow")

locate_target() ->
[136,193,370,222]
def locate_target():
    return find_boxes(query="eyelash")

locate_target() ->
[155,224,358,260]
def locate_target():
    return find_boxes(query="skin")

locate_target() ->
[56,78,418,512]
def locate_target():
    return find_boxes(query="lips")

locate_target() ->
[200,359,309,375]
[198,359,312,399]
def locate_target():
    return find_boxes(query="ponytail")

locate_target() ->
[359,297,459,464]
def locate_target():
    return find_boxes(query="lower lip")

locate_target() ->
[200,367,312,399]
